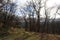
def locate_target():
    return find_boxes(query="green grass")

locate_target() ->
[0,28,60,40]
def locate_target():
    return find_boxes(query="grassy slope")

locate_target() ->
[0,28,60,40]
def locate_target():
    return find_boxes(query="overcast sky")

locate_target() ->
[12,0,60,18]
[12,0,60,8]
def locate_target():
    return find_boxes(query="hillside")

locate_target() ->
[0,28,60,40]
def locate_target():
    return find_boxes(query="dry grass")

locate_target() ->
[0,28,60,40]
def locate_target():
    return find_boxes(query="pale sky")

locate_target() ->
[12,0,60,18]
[13,0,60,7]
[46,0,60,8]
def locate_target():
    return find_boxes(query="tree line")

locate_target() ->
[20,0,60,34]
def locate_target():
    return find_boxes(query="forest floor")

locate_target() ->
[0,28,60,40]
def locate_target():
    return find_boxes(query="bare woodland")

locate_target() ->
[0,0,60,40]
